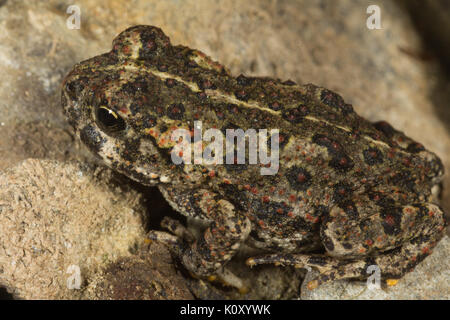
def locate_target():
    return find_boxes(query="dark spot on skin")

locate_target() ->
[363,147,384,165]
[389,171,416,192]
[165,78,177,88]
[307,256,328,266]
[120,138,141,162]
[286,216,311,232]
[219,183,249,211]
[236,74,254,86]
[312,134,354,171]
[312,134,343,153]
[133,25,170,59]
[157,64,168,72]
[282,105,309,123]
[342,243,353,250]
[268,101,283,111]
[80,124,106,154]
[282,79,296,86]
[249,230,265,242]
[198,79,216,90]
[322,235,335,252]
[250,200,293,227]
[320,89,353,115]
[167,103,185,120]
[197,91,208,100]
[373,121,396,139]
[286,166,312,191]
[269,132,289,150]
[121,78,148,95]
[314,205,329,221]
[187,192,205,218]
[380,207,403,235]
[159,124,168,133]
[406,142,425,153]
[340,200,359,219]
[329,153,354,172]
[63,76,88,102]
[234,89,249,102]
[368,191,396,208]
[333,182,353,203]
[141,114,157,129]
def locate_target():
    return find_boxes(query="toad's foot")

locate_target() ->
[148,219,249,293]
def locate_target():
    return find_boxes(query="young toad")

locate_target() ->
[62,25,446,290]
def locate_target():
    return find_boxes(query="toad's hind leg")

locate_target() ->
[247,202,445,288]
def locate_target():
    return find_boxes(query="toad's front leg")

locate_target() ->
[149,188,251,289]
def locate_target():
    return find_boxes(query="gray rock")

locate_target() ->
[301,236,450,300]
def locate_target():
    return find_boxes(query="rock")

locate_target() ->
[301,236,450,300]
[0,159,148,299]
[84,242,194,300]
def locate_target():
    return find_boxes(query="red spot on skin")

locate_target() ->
[385,215,395,226]
[297,173,307,183]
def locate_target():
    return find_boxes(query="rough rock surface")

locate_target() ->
[84,242,194,300]
[0,0,448,299]
[301,236,450,300]
[0,159,147,299]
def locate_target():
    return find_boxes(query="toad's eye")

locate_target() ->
[95,106,126,134]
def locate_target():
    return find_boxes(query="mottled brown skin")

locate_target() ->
[62,25,446,289]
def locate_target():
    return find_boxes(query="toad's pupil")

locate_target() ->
[96,106,126,132]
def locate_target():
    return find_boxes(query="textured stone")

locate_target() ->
[301,236,450,300]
